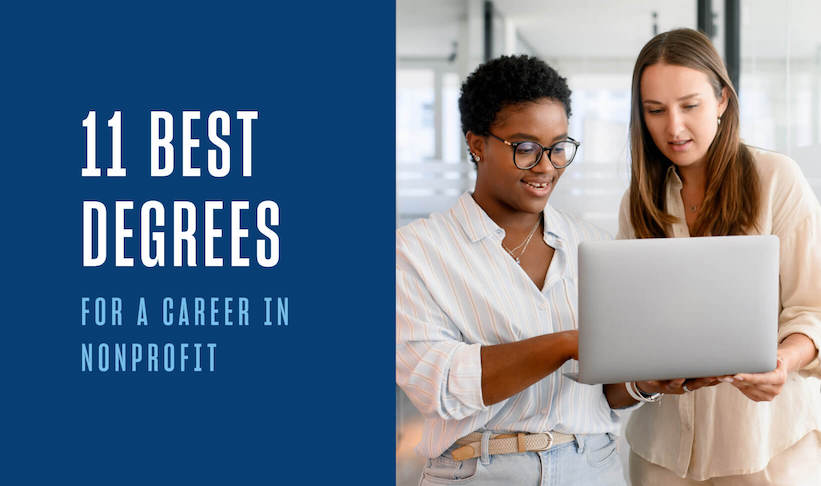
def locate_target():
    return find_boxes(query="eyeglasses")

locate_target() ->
[488,132,580,170]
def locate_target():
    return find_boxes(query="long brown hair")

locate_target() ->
[628,28,759,238]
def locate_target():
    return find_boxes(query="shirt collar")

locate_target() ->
[542,204,567,241]
[453,192,503,243]
[665,164,683,189]
[452,192,565,243]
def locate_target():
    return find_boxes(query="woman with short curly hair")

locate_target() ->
[396,55,630,485]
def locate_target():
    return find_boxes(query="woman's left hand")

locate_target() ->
[725,357,788,402]
[727,334,818,402]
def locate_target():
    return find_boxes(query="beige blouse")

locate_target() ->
[616,147,821,480]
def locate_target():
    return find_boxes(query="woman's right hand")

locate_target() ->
[635,376,721,395]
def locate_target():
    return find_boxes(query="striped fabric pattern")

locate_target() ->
[396,192,629,459]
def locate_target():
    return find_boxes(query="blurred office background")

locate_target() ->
[396,1,821,484]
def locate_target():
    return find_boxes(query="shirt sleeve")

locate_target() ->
[771,158,821,377]
[395,261,488,421]
[610,393,646,415]
[776,210,821,377]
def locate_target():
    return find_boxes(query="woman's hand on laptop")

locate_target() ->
[726,333,817,402]
[635,377,721,395]
[723,358,787,402]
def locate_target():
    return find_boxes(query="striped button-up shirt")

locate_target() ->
[396,192,628,459]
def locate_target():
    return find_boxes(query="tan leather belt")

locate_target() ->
[450,431,575,462]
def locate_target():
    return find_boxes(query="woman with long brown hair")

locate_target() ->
[614,28,821,485]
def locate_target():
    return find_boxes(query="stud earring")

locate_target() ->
[717,116,722,125]
[470,152,481,162]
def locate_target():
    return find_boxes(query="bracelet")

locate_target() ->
[625,381,662,403]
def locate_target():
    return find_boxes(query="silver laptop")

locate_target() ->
[575,235,779,384]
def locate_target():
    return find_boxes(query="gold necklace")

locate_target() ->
[681,189,702,213]
[501,216,542,265]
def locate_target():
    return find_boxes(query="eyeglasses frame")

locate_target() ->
[487,132,580,170]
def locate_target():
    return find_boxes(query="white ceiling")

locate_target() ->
[397,1,467,58]
[493,0,695,59]
[398,0,821,61]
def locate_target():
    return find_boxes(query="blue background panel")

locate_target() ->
[1,2,395,484]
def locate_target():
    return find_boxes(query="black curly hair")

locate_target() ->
[459,55,572,145]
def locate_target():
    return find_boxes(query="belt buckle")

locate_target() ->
[517,431,553,453]
[543,431,554,450]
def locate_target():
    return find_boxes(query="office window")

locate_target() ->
[397,69,435,163]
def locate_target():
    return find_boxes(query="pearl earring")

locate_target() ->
[717,116,722,125]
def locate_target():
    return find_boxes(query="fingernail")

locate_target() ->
[734,376,744,381]
[719,377,734,383]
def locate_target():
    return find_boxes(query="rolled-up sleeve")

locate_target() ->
[771,157,821,377]
[776,209,821,377]
[396,263,487,421]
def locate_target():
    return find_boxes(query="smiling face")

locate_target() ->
[640,62,728,170]
[469,98,569,216]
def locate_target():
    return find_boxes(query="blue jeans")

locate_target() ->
[419,432,626,486]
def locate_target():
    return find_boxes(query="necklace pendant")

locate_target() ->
[515,257,521,265]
